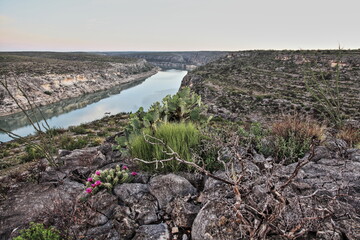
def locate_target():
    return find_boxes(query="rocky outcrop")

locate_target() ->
[1,137,359,239]
[0,54,158,117]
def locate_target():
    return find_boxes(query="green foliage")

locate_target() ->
[239,119,319,164]
[238,123,274,156]
[13,222,61,240]
[21,145,46,162]
[129,122,200,172]
[69,125,88,134]
[59,135,88,150]
[118,87,208,143]
[275,134,311,163]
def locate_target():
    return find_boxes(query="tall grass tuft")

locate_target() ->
[129,122,200,172]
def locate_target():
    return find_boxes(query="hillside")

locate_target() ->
[182,50,360,122]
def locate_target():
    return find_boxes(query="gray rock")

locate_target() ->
[0,179,83,239]
[192,200,242,240]
[114,183,158,224]
[325,138,348,152]
[168,197,201,228]
[113,205,138,240]
[312,146,332,162]
[87,190,118,218]
[132,223,170,240]
[149,174,197,209]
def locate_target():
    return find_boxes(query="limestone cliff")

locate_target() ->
[0,53,158,116]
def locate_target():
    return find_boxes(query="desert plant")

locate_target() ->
[0,77,58,166]
[305,63,344,126]
[84,165,136,195]
[116,87,209,148]
[13,222,61,240]
[239,116,325,164]
[130,122,200,172]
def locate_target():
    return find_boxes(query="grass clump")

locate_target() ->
[129,122,200,172]
[13,222,61,240]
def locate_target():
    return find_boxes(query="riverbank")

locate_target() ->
[0,52,159,117]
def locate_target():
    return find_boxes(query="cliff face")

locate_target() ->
[182,50,360,121]
[0,53,158,116]
[102,51,228,70]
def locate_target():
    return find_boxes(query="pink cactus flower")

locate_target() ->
[131,172,138,176]
[91,184,96,188]
[87,177,93,182]
[95,171,101,176]
[122,165,128,170]
[86,188,92,193]
[95,180,102,186]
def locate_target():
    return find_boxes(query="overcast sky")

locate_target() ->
[0,0,359,51]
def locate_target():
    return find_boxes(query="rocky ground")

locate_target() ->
[0,136,359,240]
[0,52,158,116]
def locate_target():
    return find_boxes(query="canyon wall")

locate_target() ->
[0,53,158,116]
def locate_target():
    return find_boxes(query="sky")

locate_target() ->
[0,0,359,51]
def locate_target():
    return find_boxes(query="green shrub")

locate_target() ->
[13,222,61,240]
[21,145,46,162]
[59,135,88,150]
[69,125,88,134]
[239,117,324,164]
[129,122,200,172]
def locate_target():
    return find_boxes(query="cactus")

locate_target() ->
[84,165,137,196]
[116,87,210,149]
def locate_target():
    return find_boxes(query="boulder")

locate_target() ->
[114,183,158,224]
[149,174,197,209]
[132,223,170,240]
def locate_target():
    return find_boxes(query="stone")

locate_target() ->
[132,223,170,240]
[87,190,118,218]
[114,183,158,224]
[191,200,242,240]
[149,174,197,209]
[113,206,138,240]
[168,197,201,228]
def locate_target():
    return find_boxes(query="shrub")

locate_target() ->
[69,125,88,134]
[271,115,325,163]
[239,116,325,164]
[21,145,46,162]
[129,122,200,172]
[13,222,61,240]
[59,135,88,150]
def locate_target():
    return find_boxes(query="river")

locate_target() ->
[0,69,188,142]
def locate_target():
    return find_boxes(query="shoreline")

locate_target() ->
[0,67,160,117]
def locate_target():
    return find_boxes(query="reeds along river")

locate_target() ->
[0,69,188,142]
